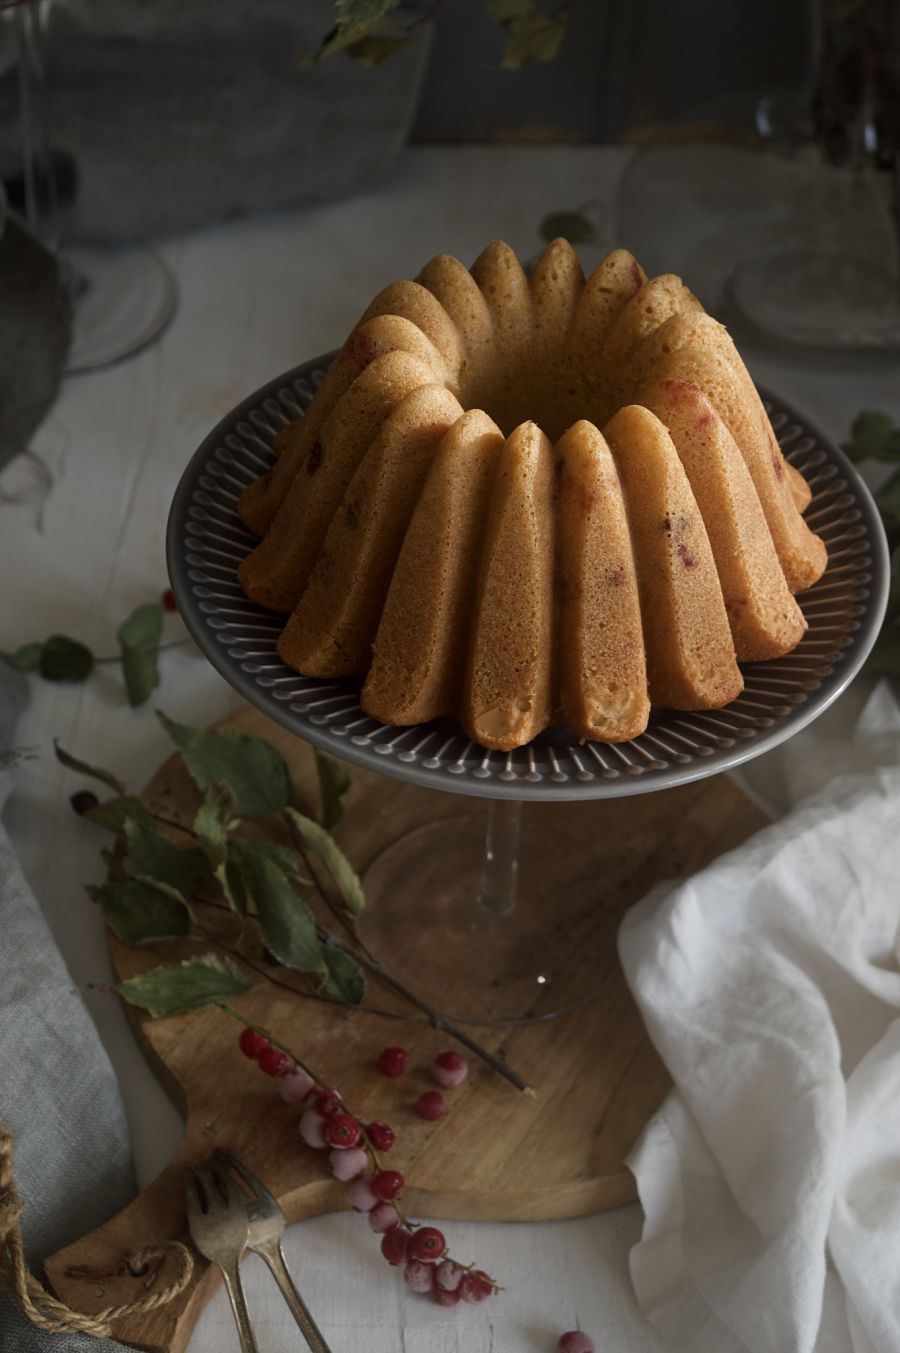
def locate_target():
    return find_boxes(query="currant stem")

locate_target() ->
[316,931,532,1093]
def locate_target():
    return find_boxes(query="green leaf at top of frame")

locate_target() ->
[116,954,252,1018]
[157,712,293,819]
[117,603,164,708]
[487,0,566,70]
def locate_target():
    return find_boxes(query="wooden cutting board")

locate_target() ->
[44,706,766,1352]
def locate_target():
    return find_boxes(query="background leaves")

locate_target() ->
[157,713,293,818]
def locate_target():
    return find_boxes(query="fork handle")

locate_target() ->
[220,1261,261,1353]
[254,1240,333,1353]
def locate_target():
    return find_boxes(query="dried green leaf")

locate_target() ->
[194,782,235,870]
[157,712,293,818]
[94,879,191,944]
[308,0,403,61]
[842,410,899,463]
[539,209,597,244]
[117,603,164,707]
[124,818,210,900]
[315,749,351,831]
[284,808,365,916]
[85,794,154,834]
[39,635,94,682]
[54,742,127,795]
[322,946,365,1004]
[10,642,43,673]
[116,954,252,1017]
[234,844,325,974]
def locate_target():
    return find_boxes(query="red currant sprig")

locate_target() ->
[232,1020,499,1305]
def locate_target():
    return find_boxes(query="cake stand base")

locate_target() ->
[360,813,621,1023]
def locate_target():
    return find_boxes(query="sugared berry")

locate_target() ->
[381,1227,411,1265]
[371,1170,404,1202]
[404,1260,435,1293]
[434,1287,461,1307]
[366,1121,395,1152]
[161,587,177,612]
[258,1046,293,1078]
[377,1046,410,1077]
[431,1050,468,1088]
[238,1027,269,1060]
[347,1178,378,1211]
[70,790,99,817]
[435,1260,463,1292]
[312,1089,342,1117]
[416,1090,447,1121]
[410,1226,446,1262]
[278,1067,316,1103]
[299,1109,327,1149]
[558,1335,594,1353]
[324,1114,361,1150]
[460,1270,494,1303]
[329,1147,368,1181]
[369,1202,400,1233]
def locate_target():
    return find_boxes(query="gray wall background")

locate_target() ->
[412,0,812,143]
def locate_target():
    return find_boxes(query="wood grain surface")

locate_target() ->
[44,707,766,1352]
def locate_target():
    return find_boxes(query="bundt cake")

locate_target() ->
[236,240,827,751]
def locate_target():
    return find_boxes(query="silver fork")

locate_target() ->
[184,1161,260,1353]
[217,1150,334,1353]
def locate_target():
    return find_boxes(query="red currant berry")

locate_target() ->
[558,1335,594,1353]
[238,1028,269,1060]
[431,1050,468,1088]
[70,790,99,817]
[404,1260,435,1294]
[348,1178,378,1211]
[278,1067,316,1104]
[312,1089,342,1117]
[434,1287,461,1307]
[299,1110,327,1149]
[410,1226,446,1262]
[377,1046,410,1077]
[371,1170,404,1202]
[324,1114,361,1150]
[460,1270,494,1303]
[435,1260,463,1291]
[366,1121,395,1152]
[369,1202,400,1233]
[329,1147,368,1181]
[381,1226,411,1266]
[161,587,177,612]
[415,1090,447,1121]
[258,1046,293,1077]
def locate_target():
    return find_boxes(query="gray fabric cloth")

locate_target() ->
[0,662,133,1351]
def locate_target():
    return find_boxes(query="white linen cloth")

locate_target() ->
[620,680,900,1353]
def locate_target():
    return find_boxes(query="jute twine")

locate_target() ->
[0,1124,193,1338]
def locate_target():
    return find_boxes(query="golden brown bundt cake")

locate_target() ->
[236,240,826,752]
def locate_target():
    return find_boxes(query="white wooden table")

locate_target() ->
[1,145,894,1353]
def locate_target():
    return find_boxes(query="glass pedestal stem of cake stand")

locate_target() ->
[477,800,521,918]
